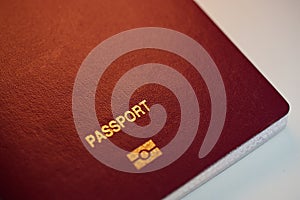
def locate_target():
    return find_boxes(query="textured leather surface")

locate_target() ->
[0,0,289,199]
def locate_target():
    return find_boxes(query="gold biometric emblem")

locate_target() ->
[127,140,162,170]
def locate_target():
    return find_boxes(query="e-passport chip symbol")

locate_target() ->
[127,140,162,170]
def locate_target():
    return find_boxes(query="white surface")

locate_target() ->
[183,1,300,200]
[166,117,287,200]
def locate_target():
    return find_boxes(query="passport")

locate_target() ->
[0,0,289,199]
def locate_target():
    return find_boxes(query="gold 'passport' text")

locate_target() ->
[85,100,150,148]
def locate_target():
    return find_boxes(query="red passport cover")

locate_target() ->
[0,0,289,199]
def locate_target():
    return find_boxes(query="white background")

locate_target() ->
[184,1,300,200]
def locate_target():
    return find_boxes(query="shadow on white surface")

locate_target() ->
[183,127,300,200]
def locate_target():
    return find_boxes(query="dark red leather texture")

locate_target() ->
[0,0,289,199]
